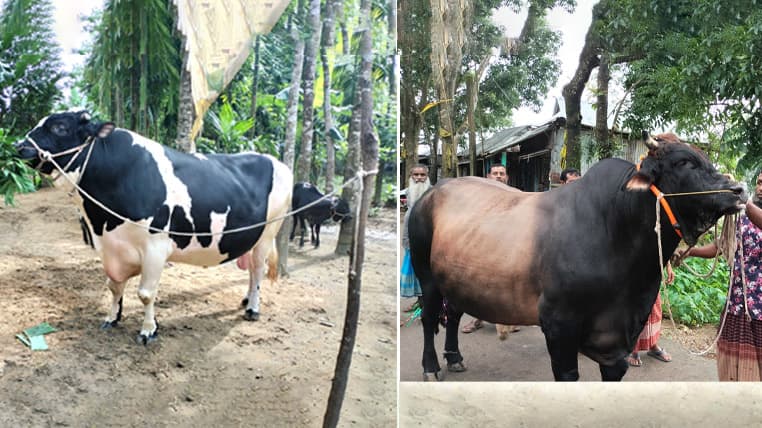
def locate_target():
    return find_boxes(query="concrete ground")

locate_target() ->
[399,299,718,382]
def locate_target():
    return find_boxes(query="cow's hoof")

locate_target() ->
[447,361,467,372]
[136,331,158,345]
[100,320,118,330]
[244,309,260,321]
[241,298,249,307]
[423,371,443,381]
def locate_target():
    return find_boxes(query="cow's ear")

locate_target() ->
[95,122,115,139]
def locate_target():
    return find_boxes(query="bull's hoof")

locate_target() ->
[241,298,249,307]
[136,331,158,345]
[447,361,467,372]
[244,309,260,321]
[100,320,119,330]
[423,371,444,381]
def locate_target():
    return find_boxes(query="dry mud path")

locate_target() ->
[0,187,397,427]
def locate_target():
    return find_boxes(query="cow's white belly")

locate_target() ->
[86,210,235,276]
[167,208,231,266]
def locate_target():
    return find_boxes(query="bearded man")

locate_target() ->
[401,164,431,311]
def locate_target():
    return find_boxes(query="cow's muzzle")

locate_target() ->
[14,139,39,160]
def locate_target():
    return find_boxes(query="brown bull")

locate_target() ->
[408,134,746,381]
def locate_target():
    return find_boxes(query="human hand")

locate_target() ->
[670,250,686,269]
[665,262,675,285]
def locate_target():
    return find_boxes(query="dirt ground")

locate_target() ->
[0,186,397,427]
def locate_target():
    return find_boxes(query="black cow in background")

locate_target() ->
[290,182,351,248]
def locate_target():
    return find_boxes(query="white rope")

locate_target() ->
[653,196,741,356]
[24,134,377,238]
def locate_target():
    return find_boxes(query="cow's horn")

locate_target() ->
[642,130,659,150]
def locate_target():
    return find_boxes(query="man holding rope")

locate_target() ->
[682,171,762,380]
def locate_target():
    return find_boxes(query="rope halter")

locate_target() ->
[22,134,95,184]
[635,157,683,239]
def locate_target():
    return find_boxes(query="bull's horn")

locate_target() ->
[642,130,659,149]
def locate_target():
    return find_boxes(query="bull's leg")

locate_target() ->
[313,223,321,248]
[599,358,629,381]
[540,317,582,381]
[243,243,270,321]
[298,217,306,248]
[421,290,443,381]
[136,255,166,345]
[289,215,297,241]
[101,278,127,329]
[443,305,466,372]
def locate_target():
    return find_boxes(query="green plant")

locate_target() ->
[0,129,37,205]
[198,97,278,156]
[665,257,730,326]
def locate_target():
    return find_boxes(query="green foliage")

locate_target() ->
[0,128,37,206]
[476,14,563,130]
[602,0,762,179]
[0,0,63,135]
[198,97,277,156]
[82,0,181,141]
[666,257,730,326]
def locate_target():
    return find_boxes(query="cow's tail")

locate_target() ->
[266,238,278,281]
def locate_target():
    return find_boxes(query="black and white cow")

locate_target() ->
[15,111,293,344]
[289,182,351,248]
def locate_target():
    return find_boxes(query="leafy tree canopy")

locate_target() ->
[603,0,762,178]
[0,0,63,135]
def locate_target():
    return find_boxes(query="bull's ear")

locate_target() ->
[95,122,115,139]
[78,111,91,123]
[625,172,652,191]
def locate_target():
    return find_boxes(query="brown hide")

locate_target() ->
[428,177,542,325]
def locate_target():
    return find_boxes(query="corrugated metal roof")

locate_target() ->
[475,117,563,156]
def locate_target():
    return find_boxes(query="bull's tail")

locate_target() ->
[266,238,278,281]
[408,195,435,292]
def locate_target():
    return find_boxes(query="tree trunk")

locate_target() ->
[399,0,425,182]
[248,35,261,139]
[373,159,384,207]
[595,54,611,158]
[175,51,195,153]
[426,125,439,185]
[115,85,124,127]
[323,0,377,421]
[336,2,349,56]
[276,3,306,278]
[388,0,397,100]
[429,0,465,178]
[296,0,322,183]
[466,73,476,175]
[335,92,362,256]
[561,1,606,169]
[139,6,148,135]
[322,0,337,192]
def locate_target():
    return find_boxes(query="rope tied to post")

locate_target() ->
[349,168,378,278]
